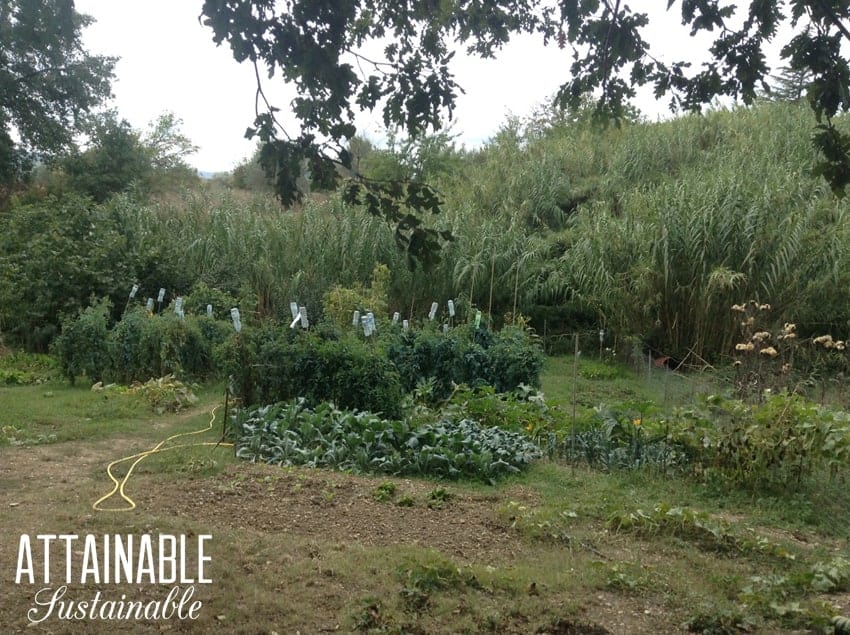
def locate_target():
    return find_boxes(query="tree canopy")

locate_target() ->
[201,1,850,261]
[0,0,114,196]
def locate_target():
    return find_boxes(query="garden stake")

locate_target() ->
[123,283,138,315]
[219,384,230,446]
[572,333,578,473]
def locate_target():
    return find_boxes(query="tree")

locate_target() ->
[200,1,850,243]
[0,0,114,199]
[61,113,152,203]
[142,112,199,172]
[765,65,814,103]
[57,112,199,202]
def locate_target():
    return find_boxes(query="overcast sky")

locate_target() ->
[74,2,788,173]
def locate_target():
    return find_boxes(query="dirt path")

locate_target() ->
[0,423,820,635]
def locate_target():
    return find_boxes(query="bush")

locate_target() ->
[183,282,237,320]
[387,324,544,400]
[671,393,850,490]
[224,327,405,417]
[53,298,113,384]
[0,195,134,351]
[57,303,230,384]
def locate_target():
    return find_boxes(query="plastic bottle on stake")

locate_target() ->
[230,308,242,333]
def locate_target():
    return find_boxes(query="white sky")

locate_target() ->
[74,2,788,173]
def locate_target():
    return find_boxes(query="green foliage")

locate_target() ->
[540,401,690,474]
[578,360,627,381]
[128,374,198,414]
[371,482,397,503]
[500,500,575,545]
[61,114,153,203]
[425,487,453,509]
[183,282,237,320]
[607,503,796,560]
[388,325,543,400]
[0,194,134,350]
[0,424,57,447]
[202,0,850,204]
[0,352,58,385]
[322,263,391,329]
[686,609,754,635]
[734,557,850,630]
[232,400,541,483]
[52,298,112,384]
[0,0,114,195]
[226,327,405,417]
[109,310,219,383]
[56,304,230,385]
[671,393,850,491]
[441,383,555,434]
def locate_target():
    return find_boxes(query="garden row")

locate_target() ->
[54,298,544,417]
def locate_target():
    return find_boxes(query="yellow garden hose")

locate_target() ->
[93,406,233,512]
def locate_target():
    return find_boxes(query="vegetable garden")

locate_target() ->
[1,102,850,633]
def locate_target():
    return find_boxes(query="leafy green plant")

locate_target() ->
[395,554,480,612]
[594,561,653,594]
[0,352,59,385]
[387,324,543,401]
[539,400,690,473]
[129,374,198,414]
[372,482,397,502]
[440,383,556,434]
[578,359,628,380]
[1,424,57,447]
[607,503,796,560]
[323,263,391,329]
[671,392,850,491]
[396,495,415,507]
[499,501,575,545]
[227,327,405,417]
[426,487,453,509]
[232,400,541,483]
[52,298,113,384]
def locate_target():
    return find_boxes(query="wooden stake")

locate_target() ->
[571,333,579,471]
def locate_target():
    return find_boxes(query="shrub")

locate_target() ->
[322,263,391,329]
[0,195,134,351]
[57,303,230,385]
[224,327,405,417]
[539,401,690,473]
[183,282,237,320]
[387,324,544,400]
[53,298,113,384]
[129,374,199,414]
[671,393,850,490]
